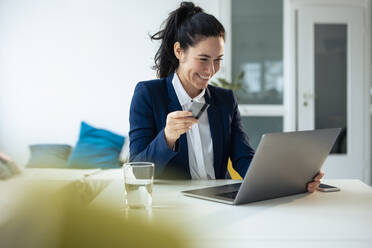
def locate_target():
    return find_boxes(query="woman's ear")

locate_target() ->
[174,42,183,61]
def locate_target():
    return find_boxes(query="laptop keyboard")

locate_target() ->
[217,191,238,199]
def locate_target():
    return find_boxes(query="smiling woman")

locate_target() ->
[128,1,256,180]
[128,1,324,190]
[173,36,225,98]
[129,2,323,192]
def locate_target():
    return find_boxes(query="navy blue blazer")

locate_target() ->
[129,73,255,179]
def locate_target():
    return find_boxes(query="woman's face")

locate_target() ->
[174,36,224,98]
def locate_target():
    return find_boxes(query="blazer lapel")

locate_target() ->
[204,87,223,178]
[166,74,182,113]
[165,73,190,178]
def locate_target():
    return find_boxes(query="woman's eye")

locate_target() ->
[200,58,208,62]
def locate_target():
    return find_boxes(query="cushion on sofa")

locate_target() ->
[67,122,125,169]
[26,144,72,168]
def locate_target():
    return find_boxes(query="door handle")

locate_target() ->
[303,93,314,107]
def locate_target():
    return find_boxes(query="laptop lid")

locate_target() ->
[234,128,341,204]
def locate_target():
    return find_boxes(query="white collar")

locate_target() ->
[172,72,206,106]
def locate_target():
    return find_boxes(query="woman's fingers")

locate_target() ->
[308,182,319,188]
[307,186,316,193]
[168,110,193,119]
[164,111,198,144]
[315,171,324,181]
[167,114,197,125]
[167,112,198,133]
[167,122,196,136]
[170,119,197,126]
[307,171,324,193]
[307,181,320,193]
[176,127,192,136]
[172,120,196,128]
[307,185,316,192]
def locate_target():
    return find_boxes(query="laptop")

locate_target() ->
[182,128,341,205]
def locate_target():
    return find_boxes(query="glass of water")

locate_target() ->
[123,162,154,209]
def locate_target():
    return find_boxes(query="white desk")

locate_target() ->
[2,169,372,247]
[0,168,120,225]
[90,176,372,248]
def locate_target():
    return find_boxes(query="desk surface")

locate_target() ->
[90,176,372,248]
[2,169,372,247]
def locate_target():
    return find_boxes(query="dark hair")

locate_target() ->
[151,2,225,78]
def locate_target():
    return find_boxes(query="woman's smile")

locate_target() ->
[197,73,210,80]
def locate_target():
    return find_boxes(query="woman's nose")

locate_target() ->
[207,61,215,75]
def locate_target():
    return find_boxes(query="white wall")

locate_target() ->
[0,0,220,166]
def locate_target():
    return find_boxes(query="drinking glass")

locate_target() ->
[123,162,154,209]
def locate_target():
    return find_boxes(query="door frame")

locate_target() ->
[284,0,371,184]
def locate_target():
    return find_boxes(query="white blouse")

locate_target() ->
[172,73,215,179]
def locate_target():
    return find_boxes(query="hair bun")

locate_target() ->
[180,1,203,15]
[175,2,203,27]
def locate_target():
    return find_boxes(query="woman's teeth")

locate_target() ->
[199,74,210,80]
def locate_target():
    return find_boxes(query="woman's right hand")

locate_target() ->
[164,111,198,149]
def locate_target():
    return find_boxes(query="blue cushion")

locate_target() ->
[67,122,125,169]
[26,144,72,168]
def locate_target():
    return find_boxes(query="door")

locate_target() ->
[297,6,365,179]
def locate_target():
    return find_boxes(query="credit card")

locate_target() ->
[188,101,209,119]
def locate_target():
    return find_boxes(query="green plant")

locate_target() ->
[210,71,246,93]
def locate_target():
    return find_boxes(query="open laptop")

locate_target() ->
[182,128,341,205]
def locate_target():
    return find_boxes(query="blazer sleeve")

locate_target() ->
[129,82,177,176]
[229,92,255,178]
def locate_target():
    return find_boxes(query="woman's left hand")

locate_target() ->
[307,171,324,193]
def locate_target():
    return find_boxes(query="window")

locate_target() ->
[230,0,284,149]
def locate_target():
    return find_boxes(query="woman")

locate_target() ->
[129,2,322,192]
